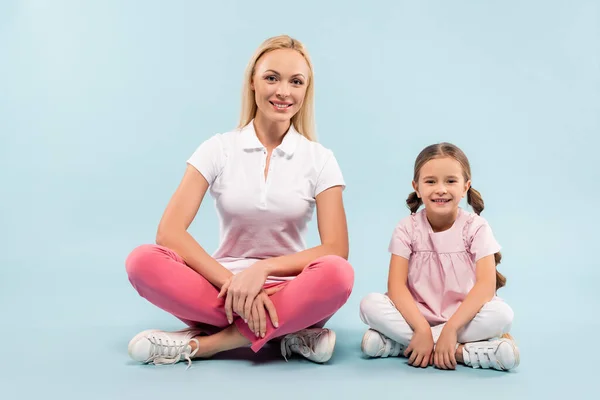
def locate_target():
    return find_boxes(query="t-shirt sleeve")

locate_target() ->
[388,217,413,260]
[467,216,502,261]
[314,150,346,196]
[186,134,225,185]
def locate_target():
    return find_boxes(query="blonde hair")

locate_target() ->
[238,35,316,141]
[406,142,507,291]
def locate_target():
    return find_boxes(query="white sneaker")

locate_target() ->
[462,337,520,371]
[128,328,202,369]
[361,329,405,358]
[280,328,336,363]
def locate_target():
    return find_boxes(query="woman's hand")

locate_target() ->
[247,290,279,337]
[217,260,272,324]
[434,325,458,370]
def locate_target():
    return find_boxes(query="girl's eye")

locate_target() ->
[425,180,435,184]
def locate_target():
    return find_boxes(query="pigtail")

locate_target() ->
[494,252,506,290]
[406,192,422,214]
[467,187,484,215]
[468,187,506,291]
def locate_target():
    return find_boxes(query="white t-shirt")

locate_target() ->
[187,120,345,282]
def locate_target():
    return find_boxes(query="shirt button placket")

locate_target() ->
[260,149,268,208]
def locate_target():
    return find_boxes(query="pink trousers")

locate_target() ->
[125,244,354,352]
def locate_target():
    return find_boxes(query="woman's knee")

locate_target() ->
[312,255,355,296]
[125,244,163,282]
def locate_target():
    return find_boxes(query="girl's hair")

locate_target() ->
[406,142,506,291]
[238,35,316,141]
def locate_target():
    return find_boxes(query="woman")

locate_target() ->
[125,35,354,368]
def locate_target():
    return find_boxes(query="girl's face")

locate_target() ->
[413,156,471,220]
[251,48,310,124]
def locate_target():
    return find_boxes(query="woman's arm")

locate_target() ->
[218,185,348,323]
[444,254,496,331]
[261,185,348,277]
[387,254,430,333]
[156,164,233,289]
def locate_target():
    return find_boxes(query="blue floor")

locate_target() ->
[2,243,597,399]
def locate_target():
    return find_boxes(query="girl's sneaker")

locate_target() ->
[361,329,405,358]
[462,337,520,371]
[128,328,202,369]
[280,328,336,363]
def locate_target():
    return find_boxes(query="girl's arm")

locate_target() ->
[387,254,430,333]
[444,254,496,331]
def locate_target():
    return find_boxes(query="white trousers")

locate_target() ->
[359,293,513,346]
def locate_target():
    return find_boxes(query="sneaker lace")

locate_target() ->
[280,330,324,361]
[146,332,199,370]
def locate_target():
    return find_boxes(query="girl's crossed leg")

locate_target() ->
[359,292,519,371]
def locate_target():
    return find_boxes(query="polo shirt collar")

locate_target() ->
[240,120,300,156]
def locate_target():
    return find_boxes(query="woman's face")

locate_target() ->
[251,48,310,124]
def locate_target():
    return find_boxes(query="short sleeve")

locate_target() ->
[467,216,501,261]
[314,150,345,196]
[186,134,225,185]
[388,217,413,260]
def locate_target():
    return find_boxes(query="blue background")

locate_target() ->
[1,0,598,398]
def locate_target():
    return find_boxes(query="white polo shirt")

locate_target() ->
[187,120,345,282]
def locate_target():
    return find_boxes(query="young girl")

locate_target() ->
[359,142,519,371]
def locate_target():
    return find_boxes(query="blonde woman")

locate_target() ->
[125,35,354,368]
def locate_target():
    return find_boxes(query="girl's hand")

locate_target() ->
[217,260,271,324]
[247,290,279,337]
[404,326,434,368]
[434,326,458,370]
